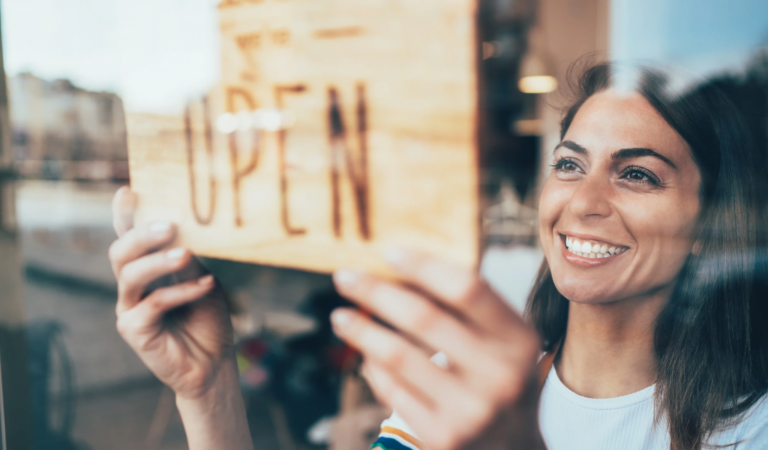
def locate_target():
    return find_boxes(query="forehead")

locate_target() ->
[563,90,691,161]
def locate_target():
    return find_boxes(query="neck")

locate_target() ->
[556,286,671,399]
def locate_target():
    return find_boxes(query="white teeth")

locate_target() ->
[564,235,627,259]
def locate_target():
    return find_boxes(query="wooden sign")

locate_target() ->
[127,0,480,274]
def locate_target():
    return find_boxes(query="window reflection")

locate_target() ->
[0,0,765,449]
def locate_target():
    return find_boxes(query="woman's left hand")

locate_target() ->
[331,249,545,450]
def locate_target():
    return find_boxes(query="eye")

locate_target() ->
[619,166,662,187]
[551,157,581,173]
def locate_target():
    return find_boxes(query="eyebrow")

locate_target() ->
[555,140,677,170]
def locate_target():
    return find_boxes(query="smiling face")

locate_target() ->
[539,90,702,304]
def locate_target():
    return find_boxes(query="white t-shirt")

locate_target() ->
[373,367,768,449]
[539,367,768,450]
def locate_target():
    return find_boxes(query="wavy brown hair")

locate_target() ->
[525,61,768,450]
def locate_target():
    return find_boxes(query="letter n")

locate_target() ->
[328,84,371,240]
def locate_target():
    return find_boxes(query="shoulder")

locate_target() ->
[716,393,768,448]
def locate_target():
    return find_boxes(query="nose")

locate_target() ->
[567,173,612,219]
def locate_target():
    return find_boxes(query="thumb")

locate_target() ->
[112,186,137,237]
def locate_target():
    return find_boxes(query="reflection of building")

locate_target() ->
[8,73,128,180]
[477,0,609,244]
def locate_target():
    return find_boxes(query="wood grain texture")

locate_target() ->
[127,0,480,274]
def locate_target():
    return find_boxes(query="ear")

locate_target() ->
[691,240,702,256]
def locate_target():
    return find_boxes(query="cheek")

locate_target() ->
[538,177,571,252]
[625,195,698,246]
[619,193,699,280]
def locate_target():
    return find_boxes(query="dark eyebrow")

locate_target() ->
[611,148,677,170]
[554,140,587,155]
[555,140,677,170]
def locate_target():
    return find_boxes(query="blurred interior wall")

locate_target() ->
[533,0,610,200]
[0,1,33,447]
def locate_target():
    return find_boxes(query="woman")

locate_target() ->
[109,62,768,450]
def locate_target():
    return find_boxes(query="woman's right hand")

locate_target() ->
[109,186,236,400]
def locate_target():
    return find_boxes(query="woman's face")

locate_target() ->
[539,90,702,304]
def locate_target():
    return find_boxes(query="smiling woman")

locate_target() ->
[529,62,768,450]
[359,61,768,450]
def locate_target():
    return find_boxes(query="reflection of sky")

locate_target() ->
[612,0,768,77]
[3,0,768,113]
[2,0,221,115]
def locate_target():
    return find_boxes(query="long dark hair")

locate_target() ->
[525,61,768,450]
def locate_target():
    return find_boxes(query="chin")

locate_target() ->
[550,272,616,304]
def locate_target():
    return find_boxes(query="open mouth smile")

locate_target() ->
[559,233,629,267]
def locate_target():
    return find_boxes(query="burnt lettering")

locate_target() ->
[328,84,371,240]
[236,32,263,51]
[182,82,371,241]
[226,87,262,227]
[218,0,265,8]
[272,29,291,45]
[275,85,308,235]
[314,27,364,39]
[184,97,217,225]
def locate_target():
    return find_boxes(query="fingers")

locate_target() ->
[333,270,482,367]
[116,247,192,315]
[331,308,459,408]
[361,361,497,450]
[109,221,177,278]
[360,361,445,446]
[383,248,527,338]
[112,186,137,237]
[331,251,545,450]
[334,308,500,447]
[122,275,216,328]
[333,271,539,397]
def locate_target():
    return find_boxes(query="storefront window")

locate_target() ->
[0,1,766,449]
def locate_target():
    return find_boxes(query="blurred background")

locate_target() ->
[0,0,767,449]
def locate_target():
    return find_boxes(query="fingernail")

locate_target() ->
[384,247,410,266]
[331,309,352,327]
[166,248,186,259]
[198,274,214,285]
[334,269,361,286]
[116,185,129,199]
[150,221,172,235]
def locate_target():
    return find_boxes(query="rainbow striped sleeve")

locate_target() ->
[370,426,422,450]
[370,413,422,450]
